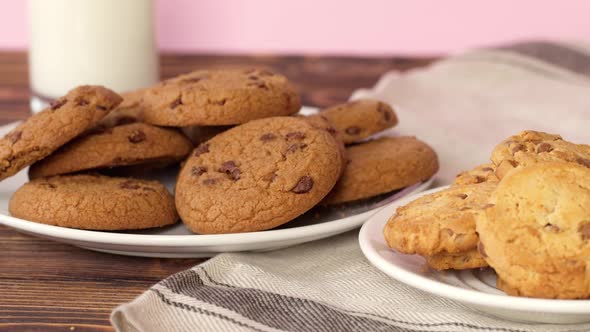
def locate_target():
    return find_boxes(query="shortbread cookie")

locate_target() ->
[142,68,301,126]
[384,182,496,256]
[323,137,438,205]
[29,123,193,178]
[0,86,122,181]
[311,99,398,144]
[9,174,177,230]
[491,130,590,179]
[453,163,499,186]
[426,249,488,271]
[175,116,343,234]
[476,162,590,299]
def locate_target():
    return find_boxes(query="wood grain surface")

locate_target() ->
[0,52,434,331]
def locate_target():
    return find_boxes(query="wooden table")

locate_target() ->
[0,52,434,331]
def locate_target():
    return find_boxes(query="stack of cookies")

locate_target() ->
[384,130,590,299]
[3,68,438,235]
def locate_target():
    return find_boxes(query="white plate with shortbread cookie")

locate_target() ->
[359,187,590,325]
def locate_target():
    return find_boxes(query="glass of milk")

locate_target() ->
[28,0,159,113]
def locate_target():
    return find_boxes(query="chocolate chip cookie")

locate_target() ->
[29,122,193,178]
[323,137,438,205]
[310,99,398,144]
[141,68,301,126]
[384,182,496,257]
[491,130,590,179]
[9,174,177,230]
[0,86,122,181]
[175,116,343,234]
[476,162,590,299]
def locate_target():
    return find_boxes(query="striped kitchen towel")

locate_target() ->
[111,41,590,332]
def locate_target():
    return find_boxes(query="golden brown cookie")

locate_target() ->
[476,162,590,299]
[311,99,398,144]
[384,182,496,256]
[175,116,343,234]
[9,174,177,230]
[28,122,193,179]
[141,68,301,126]
[323,137,438,205]
[453,163,499,186]
[426,249,488,271]
[0,86,122,181]
[491,130,590,179]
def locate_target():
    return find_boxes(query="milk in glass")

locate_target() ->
[28,0,158,112]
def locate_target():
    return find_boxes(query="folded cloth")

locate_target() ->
[112,41,590,332]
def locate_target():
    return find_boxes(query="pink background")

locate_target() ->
[1,0,589,55]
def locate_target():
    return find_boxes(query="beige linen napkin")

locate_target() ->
[112,41,590,332]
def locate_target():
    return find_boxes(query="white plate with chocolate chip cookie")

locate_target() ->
[359,187,590,325]
[0,107,435,258]
[0,165,433,258]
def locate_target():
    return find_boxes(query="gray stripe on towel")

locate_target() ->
[160,269,411,332]
[159,268,546,332]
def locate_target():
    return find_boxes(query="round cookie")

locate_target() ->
[323,137,438,205]
[0,86,122,181]
[311,99,398,144]
[426,249,488,271]
[453,163,499,186]
[9,174,177,230]
[476,162,590,299]
[29,122,193,179]
[175,116,343,234]
[141,68,301,126]
[384,182,496,256]
[491,130,590,179]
